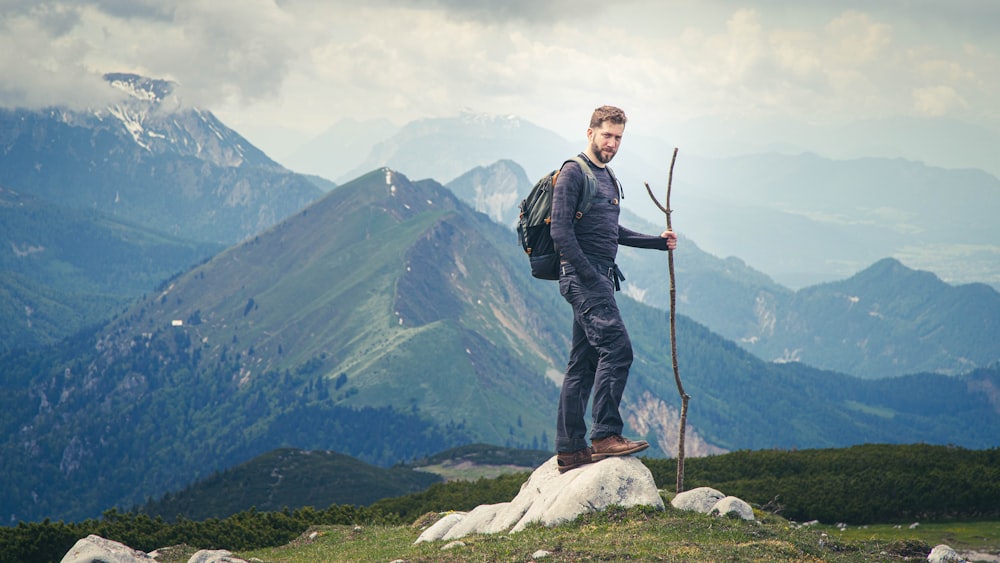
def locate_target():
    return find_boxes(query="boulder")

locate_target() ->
[671,487,756,521]
[415,455,663,543]
[59,535,153,563]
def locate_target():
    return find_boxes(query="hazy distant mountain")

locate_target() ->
[279,117,399,182]
[0,73,322,245]
[668,114,1000,180]
[338,110,576,184]
[741,258,1000,378]
[624,150,1000,290]
[4,167,998,523]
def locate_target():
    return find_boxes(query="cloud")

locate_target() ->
[0,0,298,110]
[913,85,968,117]
[2,0,998,143]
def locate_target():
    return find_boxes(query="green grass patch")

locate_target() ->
[238,506,999,562]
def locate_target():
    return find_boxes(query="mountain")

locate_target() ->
[0,73,322,245]
[0,184,221,351]
[3,167,999,524]
[338,111,577,184]
[740,258,1000,378]
[445,159,530,228]
[279,117,399,183]
[138,448,441,521]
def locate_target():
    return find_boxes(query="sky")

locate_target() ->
[2,0,999,161]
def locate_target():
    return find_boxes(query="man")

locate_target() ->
[549,105,678,472]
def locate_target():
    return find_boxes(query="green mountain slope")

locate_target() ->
[0,185,221,351]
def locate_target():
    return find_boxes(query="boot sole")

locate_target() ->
[592,442,649,461]
[557,457,594,473]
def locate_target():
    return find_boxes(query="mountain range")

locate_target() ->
[444,159,1000,379]
[1,74,998,525]
[2,166,998,524]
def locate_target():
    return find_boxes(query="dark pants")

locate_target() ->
[555,262,633,453]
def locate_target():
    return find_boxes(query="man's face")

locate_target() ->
[587,121,625,164]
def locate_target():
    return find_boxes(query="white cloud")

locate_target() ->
[1,0,998,151]
[913,85,968,117]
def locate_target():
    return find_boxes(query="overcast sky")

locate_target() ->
[3,0,999,158]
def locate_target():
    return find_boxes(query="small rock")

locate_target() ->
[671,487,725,513]
[187,549,248,563]
[928,544,966,563]
[441,540,466,550]
[710,496,755,521]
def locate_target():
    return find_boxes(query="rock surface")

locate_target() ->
[59,535,153,563]
[415,455,663,543]
[928,544,967,563]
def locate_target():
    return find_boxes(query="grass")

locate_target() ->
[233,504,1000,562]
[820,521,1000,558]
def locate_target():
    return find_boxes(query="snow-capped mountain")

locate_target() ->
[0,73,321,244]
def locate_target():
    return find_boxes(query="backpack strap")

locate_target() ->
[566,156,598,220]
[605,164,625,201]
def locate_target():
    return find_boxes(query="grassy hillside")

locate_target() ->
[139,449,441,522]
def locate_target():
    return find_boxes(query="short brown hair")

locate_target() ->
[590,105,627,128]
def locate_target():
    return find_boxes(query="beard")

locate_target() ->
[590,140,616,164]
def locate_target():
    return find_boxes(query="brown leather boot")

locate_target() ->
[591,435,649,460]
[556,447,594,473]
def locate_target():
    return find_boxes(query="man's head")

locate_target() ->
[586,105,627,165]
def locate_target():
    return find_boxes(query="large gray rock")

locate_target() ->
[415,455,663,543]
[59,534,153,563]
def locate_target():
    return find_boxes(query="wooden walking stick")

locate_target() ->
[644,147,691,493]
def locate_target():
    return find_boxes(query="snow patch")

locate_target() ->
[108,104,150,150]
